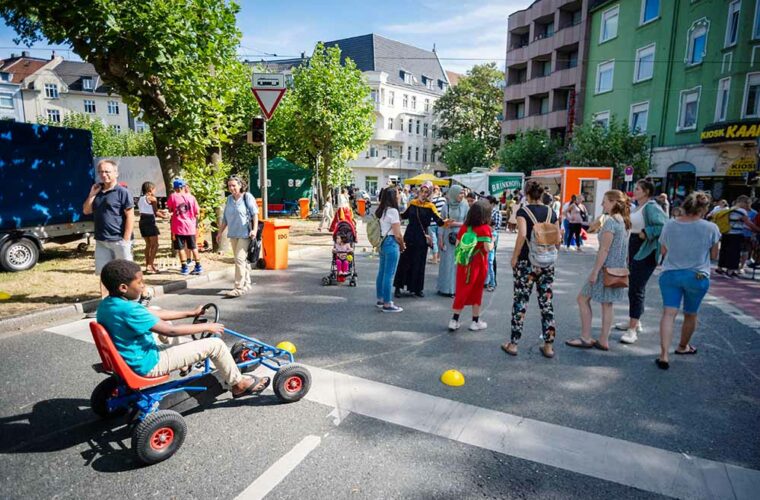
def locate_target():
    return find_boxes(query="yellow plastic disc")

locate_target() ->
[0,291,10,300]
[276,341,297,354]
[347,254,353,262]
[440,369,465,387]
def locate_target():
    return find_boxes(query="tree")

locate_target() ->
[439,135,491,175]
[0,0,255,189]
[499,129,563,175]
[38,112,155,157]
[265,43,374,203]
[433,63,503,167]
[566,118,650,178]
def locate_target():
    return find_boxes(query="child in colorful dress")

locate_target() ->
[333,234,352,276]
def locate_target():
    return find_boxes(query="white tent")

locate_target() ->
[448,172,524,196]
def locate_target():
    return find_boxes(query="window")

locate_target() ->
[715,78,730,121]
[425,77,434,90]
[423,123,429,137]
[743,73,760,117]
[403,72,413,84]
[593,111,610,128]
[424,99,430,112]
[634,44,655,82]
[516,102,525,119]
[641,0,659,24]
[600,6,619,43]
[411,96,417,110]
[0,92,13,108]
[46,109,61,123]
[726,1,740,47]
[389,91,395,106]
[540,96,549,114]
[386,145,394,158]
[629,102,649,134]
[677,87,700,130]
[370,90,378,103]
[387,118,393,130]
[135,122,148,133]
[686,19,709,65]
[596,60,614,93]
[423,148,428,162]
[403,94,408,109]
[439,80,448,91]
[755,0,760,39]
[111,125,121,133]
[82,77,93,90]
[415,147,419,162]
[416,120,420,134]
[0,72,9,82]
[431,125,437,138]
[540,60,551,77]
[370,145,378,158]
[407,146,412,160]
[408,119,413,133]
[44,83,58,99]
[84,99,96,113]
[107,101,119,115]
[723,52,734,72]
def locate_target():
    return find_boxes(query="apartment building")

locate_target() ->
[583,0,757,203]
[0,52,142,133]
[503,0,589,142]
[324,34,449,195]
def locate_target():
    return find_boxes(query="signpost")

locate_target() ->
[251,72,287,219]
[624,166,633,193]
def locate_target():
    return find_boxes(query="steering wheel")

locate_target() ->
[191,303,220,340]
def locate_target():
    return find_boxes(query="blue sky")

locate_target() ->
[0,0,531,73]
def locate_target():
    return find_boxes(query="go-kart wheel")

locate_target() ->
[90,377,128,419]
[349,280,357,287]
[191,303,220,340]
[231,341,256,373]
[273,363,311,403]
[321,277,330,286]
[132,410,186,465]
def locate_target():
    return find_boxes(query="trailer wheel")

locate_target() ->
[77,242,89,252]
[0,238,39,272]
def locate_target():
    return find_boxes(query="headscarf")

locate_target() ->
[446,184,467,222]
[408,181,440,216]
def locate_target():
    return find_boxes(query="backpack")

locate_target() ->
[523,206,561,268]
[711,208,735,234]
[455,227,491,266]
[367,214,383,249]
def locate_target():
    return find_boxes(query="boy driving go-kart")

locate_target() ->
[96,259,269,398]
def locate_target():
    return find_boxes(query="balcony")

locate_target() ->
[374,129,406,143]
[504,64,580,100]
[501,109,569,136]
[348,157,420,171]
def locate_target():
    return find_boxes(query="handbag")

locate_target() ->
[448,232,457,245]
[603,267,629,288]
[415,206,434,248]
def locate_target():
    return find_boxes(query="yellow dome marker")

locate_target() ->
[276,341,297,354]
[440,369,465,387]
[0,291,10,300]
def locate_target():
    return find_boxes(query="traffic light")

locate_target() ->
[250,117,265,143]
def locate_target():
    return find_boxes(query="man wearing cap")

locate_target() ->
[167,178,202,275]
[83,159,135,298]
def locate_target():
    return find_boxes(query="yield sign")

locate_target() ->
[251,88,286,120]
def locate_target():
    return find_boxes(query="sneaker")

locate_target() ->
[448,319,461,331]
[191,264,203,275]
[620,329,638,344]
[382,305,403,313]
[615,322,643,333]
[469,320,488,331]
[376,301,384,309]
[180,264,190,275]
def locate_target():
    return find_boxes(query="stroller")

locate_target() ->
[322,217,358,287]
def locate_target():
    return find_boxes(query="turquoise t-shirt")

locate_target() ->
[96,296,160,375]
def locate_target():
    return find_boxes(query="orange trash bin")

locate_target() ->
[261,219,291,270]
[356,198,366,216]
[298,198,310,219]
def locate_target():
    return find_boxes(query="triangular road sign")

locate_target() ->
[252,88,286,120]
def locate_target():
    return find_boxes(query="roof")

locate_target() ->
[0,57,50,84]
[254,57,309,73]
[323,33,449,95]
[53,60,111,93]
[445,70,463,87]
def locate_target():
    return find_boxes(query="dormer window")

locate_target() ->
[438,80,448,91]
[400,70,414,85]
[82,77,93,90]
[422,75,434,90]
[0,72,10,82]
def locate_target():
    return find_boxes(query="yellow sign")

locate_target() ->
[701,121,760,143]
[726,157,756,176]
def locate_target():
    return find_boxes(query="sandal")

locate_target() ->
[539,345,555,359]
[565,338,595,349]
[674,345,698,355]
[593,341,609,351]
[501,343,518,356]
[655,358,669,370]
[232,375,270,398]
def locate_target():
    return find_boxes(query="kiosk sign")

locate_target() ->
[701,120,760,144]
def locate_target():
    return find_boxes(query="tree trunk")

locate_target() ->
[207,146,230,253]
[153,134,181,195]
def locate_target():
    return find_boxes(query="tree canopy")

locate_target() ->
[439,134,491,175]
[38,112,154,157]
[499,129,564,175]
[565,119,650,178]
[0,0,257,188]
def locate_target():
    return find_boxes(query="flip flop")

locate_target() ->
[655,358,669,370]
[232,375,270,398]
[674,345,698,355]
[593,341,609,351]
[539,345,555,359]
[565,338,595,349]
[501,343,518,356]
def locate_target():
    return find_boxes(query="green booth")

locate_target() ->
[249,157,313,214]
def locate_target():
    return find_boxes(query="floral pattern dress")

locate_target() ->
[581,216,629,303]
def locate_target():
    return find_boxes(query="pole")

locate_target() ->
[262,118,268,219]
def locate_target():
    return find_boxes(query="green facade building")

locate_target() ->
[583,0,759,203]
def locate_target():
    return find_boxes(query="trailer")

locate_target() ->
[0,121,95,272]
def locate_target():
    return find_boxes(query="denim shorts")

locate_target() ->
[658,269,710,314]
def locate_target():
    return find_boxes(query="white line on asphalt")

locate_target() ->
[235,435,322,500]
[46,319,760,499]
[327,407,350,426]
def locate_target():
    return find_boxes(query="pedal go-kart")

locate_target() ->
[88,303,311,465]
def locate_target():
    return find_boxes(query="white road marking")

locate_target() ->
[327,407,350,426]
[46,319,760,499]
[702,294,760,334]
[235,435,321,500]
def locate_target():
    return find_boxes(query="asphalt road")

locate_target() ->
[1,233,758,499]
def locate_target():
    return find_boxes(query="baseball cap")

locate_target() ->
[173,178,186,189]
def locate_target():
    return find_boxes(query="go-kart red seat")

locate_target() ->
[90,322,170,390]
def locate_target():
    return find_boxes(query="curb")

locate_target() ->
[0,245,327,332]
